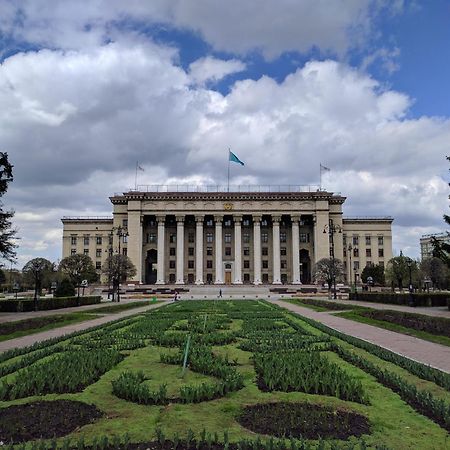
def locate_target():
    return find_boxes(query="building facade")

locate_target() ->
[420,232,450,260]
[61,188,393,285]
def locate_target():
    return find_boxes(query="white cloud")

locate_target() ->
[0,41,448,265]
[189,57,246,86]
[0,1,401,58]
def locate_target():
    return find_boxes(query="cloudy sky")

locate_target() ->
[0,0,449,268]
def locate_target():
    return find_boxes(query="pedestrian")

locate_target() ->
[219,288,222,298]
[173,291,178,302]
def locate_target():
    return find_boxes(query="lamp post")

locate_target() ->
[354,272,359,292]
[115,226,129,303]
[323,219,342,299]
[347,243,353,293]
[408,260,414,307]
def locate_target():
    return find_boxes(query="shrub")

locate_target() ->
[54,279,75,297]
[0,296,101,312]
[349,292,449,307]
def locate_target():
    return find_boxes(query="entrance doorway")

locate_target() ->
[145,249,157,284]
[225,272,232,284]
[300,249,311,284]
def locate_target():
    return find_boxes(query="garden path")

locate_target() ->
[271,299,450,373]
[0,301,168,354]
[311,297,450,318]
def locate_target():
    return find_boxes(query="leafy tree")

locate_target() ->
[59,254,98,301]
[102,254,136,301]
[0,152,17,262]
[361,264,385,285]
[312,258,344,291]
[22,258,54,309]
[385,252,418,291]
[0,268,5,285]
[431,156,450,266]
[419,257,449,290]
[54,278,76,297]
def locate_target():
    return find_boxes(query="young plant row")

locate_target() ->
[0,349,123,400]
[253,350,369,405]
[332,344,450,432]
[111,370,168,405]
[297,315,450,391]
[2,429,392,450]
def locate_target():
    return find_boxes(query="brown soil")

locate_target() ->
[0,399,103,443]
[237,402,370,440]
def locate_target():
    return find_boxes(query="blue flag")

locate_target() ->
[229,150,245,166]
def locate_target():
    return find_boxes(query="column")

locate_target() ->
[253,216,262,285]
[314,207,330,264]
[214,216,223,284]
[175,215,185,284]
[126,210,143,283]
[195,215,204,285]
[291,215,301,284]
[272,216,282,284]
[233,215,243,284]
[156,216,165,284]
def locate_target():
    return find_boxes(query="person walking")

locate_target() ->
[219,288,222,298]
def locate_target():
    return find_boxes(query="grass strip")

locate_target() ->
[0,313,101,342]
[87,300,161,314]
[335,310,450,347]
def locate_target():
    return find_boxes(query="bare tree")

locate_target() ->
[22,258,54,310]
[313,258,344,292]
[59,254,98,304]
[102,254,136,302]
[420,257,449,290]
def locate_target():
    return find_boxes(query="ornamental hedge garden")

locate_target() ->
[0,300,449,449]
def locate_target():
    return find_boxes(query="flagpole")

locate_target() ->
[135,161,138,191]
[319,164,322,191]
[227,149,231,192]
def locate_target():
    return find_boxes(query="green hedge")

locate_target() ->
[349,292,449,307]
[0,296,101,312]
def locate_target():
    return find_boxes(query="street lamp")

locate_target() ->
[323,219,342,299]
[407,260,414,307]
[347,243,353,293]
[115,226,129,303]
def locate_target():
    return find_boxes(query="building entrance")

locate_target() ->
[145,249,158,284]
[300,249,311,284]
[225,272,232,284]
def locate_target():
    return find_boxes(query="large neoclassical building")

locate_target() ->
[61,187,393,286]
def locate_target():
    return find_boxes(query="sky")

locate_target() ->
[0,0,449,269]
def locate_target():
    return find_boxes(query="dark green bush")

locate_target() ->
[54,279,75,297]
[0,296,101,312]
[349,292,449,307]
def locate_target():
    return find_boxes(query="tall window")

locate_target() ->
[188,247,194,256]
[280,232,287,242]
[96,236,102,245]
[206,246,213,255]
[206,232,213,243]
[224,219,232,227]
[243,233,250,243]
[262,260,269,269]
[352,235,359,246]
[122,219,128,228]
[262,233,268,243]
[353,248,359,257]
[262,247,268,256]
[96,249,102,258]
[366,248,371,257]
[84,249,89,255]
[206,219,213,227]
[225,247,232,256]
[299,233,309,243]
[122,235,128,244]
[243,247,250,256]
[378,236,384,246]
[281,247,287,256]
[188,260,194,269]
[353,261,359,270]
[169,260,176,269]
[71,236,77,245]
[224,233,232,243]
[170,247,176,256]
[365,235,371,246]
[71,249,76,255]
[244,260,250,269]
[378,248,384,257]
[83,235,89,246]
[122,248,127,256]
[343,234,347,246]
[147,233,156,243]
[188,233,194,243]
[96,261,101,270]
[207,260,213,269]
[243,219,250,226]
[169,233,176,243]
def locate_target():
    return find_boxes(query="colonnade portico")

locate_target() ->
[149,213,315,286]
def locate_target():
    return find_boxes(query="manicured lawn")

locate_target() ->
[0,300,449,449]
[0,313,101,342]
[87,300,162,314]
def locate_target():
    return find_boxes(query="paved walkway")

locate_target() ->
[0,301,168,353]
[311,297,450,318]
[272,299,450,373]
